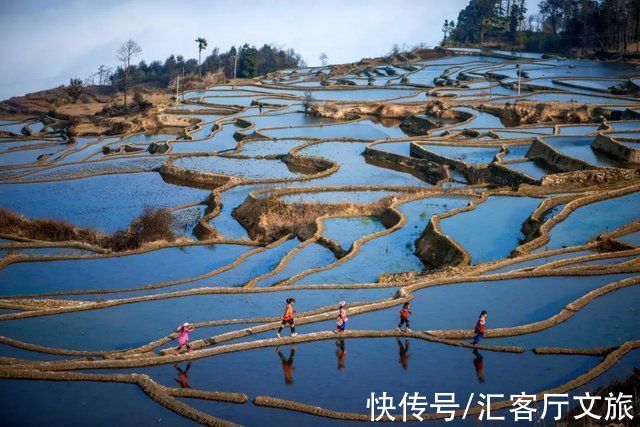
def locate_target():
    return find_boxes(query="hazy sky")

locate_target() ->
[0,0,539,100]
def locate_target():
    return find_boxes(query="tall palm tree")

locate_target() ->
[195,37,208,77]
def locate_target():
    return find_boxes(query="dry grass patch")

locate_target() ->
[232,195,390,243]
[0,206,176,252]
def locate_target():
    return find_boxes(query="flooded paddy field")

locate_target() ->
[1,50,639,426]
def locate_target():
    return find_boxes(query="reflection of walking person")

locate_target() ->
[174,362,192,388]
[396,302,412,332]
[472,310,488,345]
[276,345,296,384]
[335,339,347,371]
[397,338,410,370]
[333,301,348,333]
[277,298,297,338]
[472,348,485,383]
[174,322,196,355]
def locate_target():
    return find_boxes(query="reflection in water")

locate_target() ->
[277,345,296,384]
[174,361,192,388]
[472,349,485,383]
[335,339,347,371]
[397,338,411,370]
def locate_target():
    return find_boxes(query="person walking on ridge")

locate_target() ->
[472,310,488,345]
[396,302,412,332]
[334,300,348,333]
[277,298,297,338]
[174,322,196,355]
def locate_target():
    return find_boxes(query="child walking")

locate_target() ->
[174,322,196,355]
[472,310,488,345]
[396,302,412,332]
[334,300,348,333]
[277,298,297,338]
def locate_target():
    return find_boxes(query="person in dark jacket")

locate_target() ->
[396,302,412,332]
[472,310,488,345]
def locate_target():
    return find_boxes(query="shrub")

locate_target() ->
[105,207,175,251]
[128,206,175,245]
[133,91,152,112]
[65,78,84,101]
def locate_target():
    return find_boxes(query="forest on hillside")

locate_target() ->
[443,0,640,54]
[102,43,305,91]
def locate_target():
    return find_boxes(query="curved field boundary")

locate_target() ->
[0,156,166,184]
[426,275,640,339]
[591,133,640,164]
[0,236,259,273]
[514,183,640,254]
[0,369,244,427]
[2,244,637,317]
[600,220,640,243]
[1,329,526,373]
[414,190,513,268]
[0,238,284,299]
[2,266,637,359]
[244,235,320,287]
[273,191,469,286]
[0,234,108,254]
[526,137,606,172]
[159,151,339,188]
[194,180,243,239]
[534,248,640,270]
[252,340,640,422]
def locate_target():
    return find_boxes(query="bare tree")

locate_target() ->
[97,64,112,85]
[117,39,142,109]
[319,52,328,66]
[302,90,315,115]
[84,74,96,86]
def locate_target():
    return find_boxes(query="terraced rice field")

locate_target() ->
[1,49,639,426]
